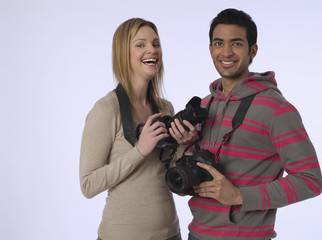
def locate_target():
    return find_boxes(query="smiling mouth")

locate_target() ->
[221,60,234,65]
[142,58,158,65]
[219,60,237,68]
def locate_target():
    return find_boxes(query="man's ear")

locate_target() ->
[250,43,258,60]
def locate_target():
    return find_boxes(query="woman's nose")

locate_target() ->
[147,44,158,53]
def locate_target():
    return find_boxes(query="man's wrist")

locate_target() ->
[234,187,243,205]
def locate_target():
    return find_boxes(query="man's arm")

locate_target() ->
[193,102,322,210]
[240,102,322,211]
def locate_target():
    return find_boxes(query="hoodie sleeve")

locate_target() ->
[241,101,322,211]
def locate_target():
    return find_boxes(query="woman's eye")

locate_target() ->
[136,44,144,47]
[153,43,160,47]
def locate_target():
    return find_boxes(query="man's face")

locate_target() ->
[209,24,257,82]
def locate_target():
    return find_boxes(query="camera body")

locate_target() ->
[172,96,208,132]
[136,96,208,150]
[165,149,221,196]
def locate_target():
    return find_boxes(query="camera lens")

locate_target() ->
[166,167,187,193]
[170,173,183,188]
[165,165,203,194]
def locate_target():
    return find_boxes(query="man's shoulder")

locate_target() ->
[200,94,213,108]
[256,88,287,104]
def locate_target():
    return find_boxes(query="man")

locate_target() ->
[186,8,322,240]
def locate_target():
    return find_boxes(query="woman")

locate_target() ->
[79,18,195,240]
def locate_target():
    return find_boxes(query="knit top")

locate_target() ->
[80,90,180,240]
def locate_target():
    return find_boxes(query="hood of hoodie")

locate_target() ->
[209,71,281,100]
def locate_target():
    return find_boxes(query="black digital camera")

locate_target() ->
[165,149,221,196]
[136,96,208,150]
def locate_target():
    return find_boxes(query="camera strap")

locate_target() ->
[191,93,256,164]
[114,84,159,147]
[213,93,256,164]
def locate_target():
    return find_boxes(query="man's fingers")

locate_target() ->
[197,162,221,179]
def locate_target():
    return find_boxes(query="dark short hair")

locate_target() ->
[209,8,257,59]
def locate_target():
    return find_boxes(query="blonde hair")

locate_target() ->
[112,18,164,110]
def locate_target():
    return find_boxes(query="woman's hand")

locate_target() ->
[136,113,169,157]
[169,119,197,145]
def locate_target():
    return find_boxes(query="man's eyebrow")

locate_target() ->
[231,38,245,42]
[212,37,245,43]
[212,37,223,43]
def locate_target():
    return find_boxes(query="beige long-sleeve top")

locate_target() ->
[80,90,180,240]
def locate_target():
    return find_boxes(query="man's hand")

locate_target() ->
[193,162,243,206]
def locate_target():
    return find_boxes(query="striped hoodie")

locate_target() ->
[188,71,322,240]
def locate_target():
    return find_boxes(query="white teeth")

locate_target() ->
[142,58,157,64]
[221,61,233,64]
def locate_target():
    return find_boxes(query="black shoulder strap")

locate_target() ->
[114,84,160,147]
[115,84,136,146]
[199,93,256,134]
[232,94,256,129]
[214,93,256,164]
[193,93,256,159]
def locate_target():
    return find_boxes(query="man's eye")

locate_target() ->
[232,42,243,47]
[213,42,222,46]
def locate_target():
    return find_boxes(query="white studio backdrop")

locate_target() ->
[1,0,322,239]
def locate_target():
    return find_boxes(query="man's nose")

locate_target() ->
[221,44,233,57]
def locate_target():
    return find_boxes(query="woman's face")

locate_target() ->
[129,26,162,83]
